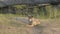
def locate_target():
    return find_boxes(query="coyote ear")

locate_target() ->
[31,15,33,17]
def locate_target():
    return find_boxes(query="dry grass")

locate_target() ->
[0,14,28,34]
[0,14,60,34]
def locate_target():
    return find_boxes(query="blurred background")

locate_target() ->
[0,4,60,19]
[0,0,60,19]
[0,0,60,34]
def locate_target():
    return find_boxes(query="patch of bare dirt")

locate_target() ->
[0,17,60,34]
[14,17,60,34]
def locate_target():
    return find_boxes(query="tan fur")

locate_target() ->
[28,16,40,27]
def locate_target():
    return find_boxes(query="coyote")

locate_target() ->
[28,15,40,27]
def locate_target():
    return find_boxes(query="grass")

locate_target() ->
[0,14,60,34]
[0,14,29,34]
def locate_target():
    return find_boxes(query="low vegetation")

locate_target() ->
[0,14,60,34]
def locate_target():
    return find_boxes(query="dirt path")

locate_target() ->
[0,17,60,34]
[15,17,60,34]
